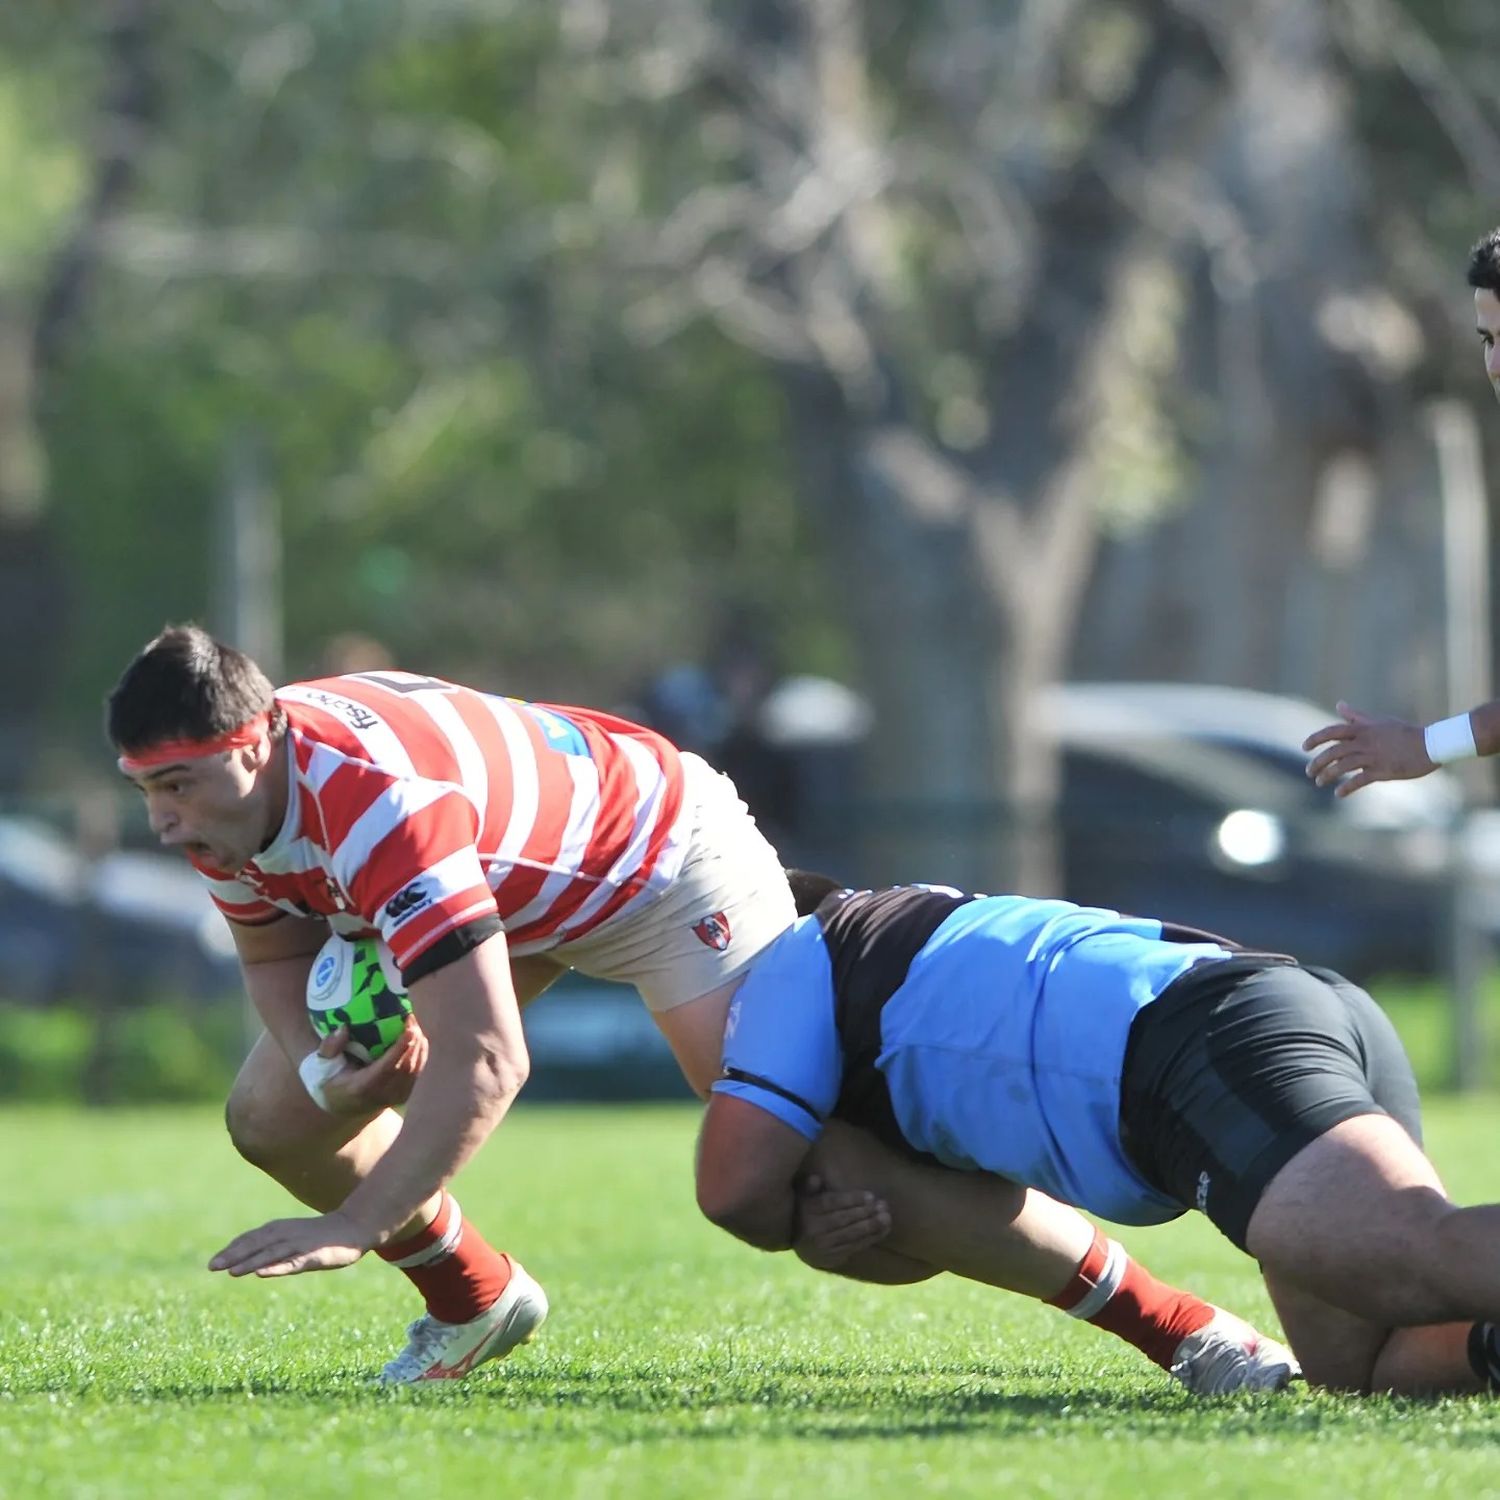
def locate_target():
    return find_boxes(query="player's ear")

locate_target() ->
[241,727,276,774]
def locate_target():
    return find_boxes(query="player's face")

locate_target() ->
[128,747,275,873]
[1475,289,1500,406]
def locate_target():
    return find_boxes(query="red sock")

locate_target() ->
[375,1193,513,1325]
[1045,1228,1215,1370]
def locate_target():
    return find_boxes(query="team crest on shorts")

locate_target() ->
[692,911,732,952]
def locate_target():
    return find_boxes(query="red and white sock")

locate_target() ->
[376,1193,513,1325]
[1045,1228,1215,1369]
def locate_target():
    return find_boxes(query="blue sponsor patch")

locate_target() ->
[517,703,590,758]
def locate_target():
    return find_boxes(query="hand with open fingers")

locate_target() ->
[320,1016,429,1114]
[1301,702,1432,797]
[792,1173,892,1270]
[208,1209,373,1278]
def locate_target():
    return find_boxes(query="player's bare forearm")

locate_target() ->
[228,913,329,1063]
[799,1243,940,1284]
[335,934,529,1245]
[705,1184,798,1252]
[241,955,324,1064]
[206,1043,522,1281]
[1472,700,1500,757]
[205,998,522,1280]
[335,1045,525,1245]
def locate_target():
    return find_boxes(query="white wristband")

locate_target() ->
[1424,713,1478,766]
[298,1049,356,1113]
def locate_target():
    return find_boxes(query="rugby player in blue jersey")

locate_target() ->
[697,878,1500,1395]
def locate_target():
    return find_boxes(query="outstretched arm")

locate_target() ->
[1303,700,1500,796]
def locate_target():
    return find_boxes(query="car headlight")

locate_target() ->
[1214,809,1286,869]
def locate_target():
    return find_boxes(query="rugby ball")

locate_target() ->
[306,933,412,1064]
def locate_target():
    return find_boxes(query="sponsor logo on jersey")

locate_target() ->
[301,688,381,731]
[516,702,590,758]
[386,881,433,924]
[1195,1170,1212,1213]
[692,911,732,952]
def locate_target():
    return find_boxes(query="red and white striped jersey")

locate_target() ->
[188,672,690,973]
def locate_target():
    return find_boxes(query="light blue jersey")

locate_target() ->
[714,888,1234,1225]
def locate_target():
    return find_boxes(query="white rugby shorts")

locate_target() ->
[550,753,796,1012]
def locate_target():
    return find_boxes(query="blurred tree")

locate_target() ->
[561,0,1500,886]
[5,0,1499,896]
[0,1,153,794]
[37,0,837,768]
[1075,0,1500,717]
[548,0,1237,888]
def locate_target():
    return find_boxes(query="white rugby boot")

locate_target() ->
[1169,1308,1301,1396]
[379,1260,549,1384]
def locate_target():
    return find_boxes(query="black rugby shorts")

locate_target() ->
[1118,956,1423,1250]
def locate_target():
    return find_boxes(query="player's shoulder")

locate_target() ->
[727,914,838,1040]
[278,671,452,720]
[816,882,974,932]
[737,911,833,988]
[279,675,455,761]
[277,677,391,740]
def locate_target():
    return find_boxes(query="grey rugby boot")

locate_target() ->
[378,1260,549,1384]
[1169,1309,1300,1395]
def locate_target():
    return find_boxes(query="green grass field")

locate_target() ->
[5,1098,1500,1500]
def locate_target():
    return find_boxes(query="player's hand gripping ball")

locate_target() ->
[306,934,413,1064]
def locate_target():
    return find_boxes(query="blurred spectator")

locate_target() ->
[638,664,730,757]
[636,613,872,872]
[317,632,396,676]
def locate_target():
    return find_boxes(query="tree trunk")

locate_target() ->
[0,0,155,793]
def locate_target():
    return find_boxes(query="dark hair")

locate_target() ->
[1467,229,1500,293]
[784,867,846,917]
[106,623,281,753]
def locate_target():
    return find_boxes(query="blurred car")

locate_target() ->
[0,816,240,1004]
[1040,683,1476,979]
[519,972,692,1100]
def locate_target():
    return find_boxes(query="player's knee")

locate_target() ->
[223,1089,272,1166]
[223,1084,305,1168]
[1297,1350,1378,1395]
